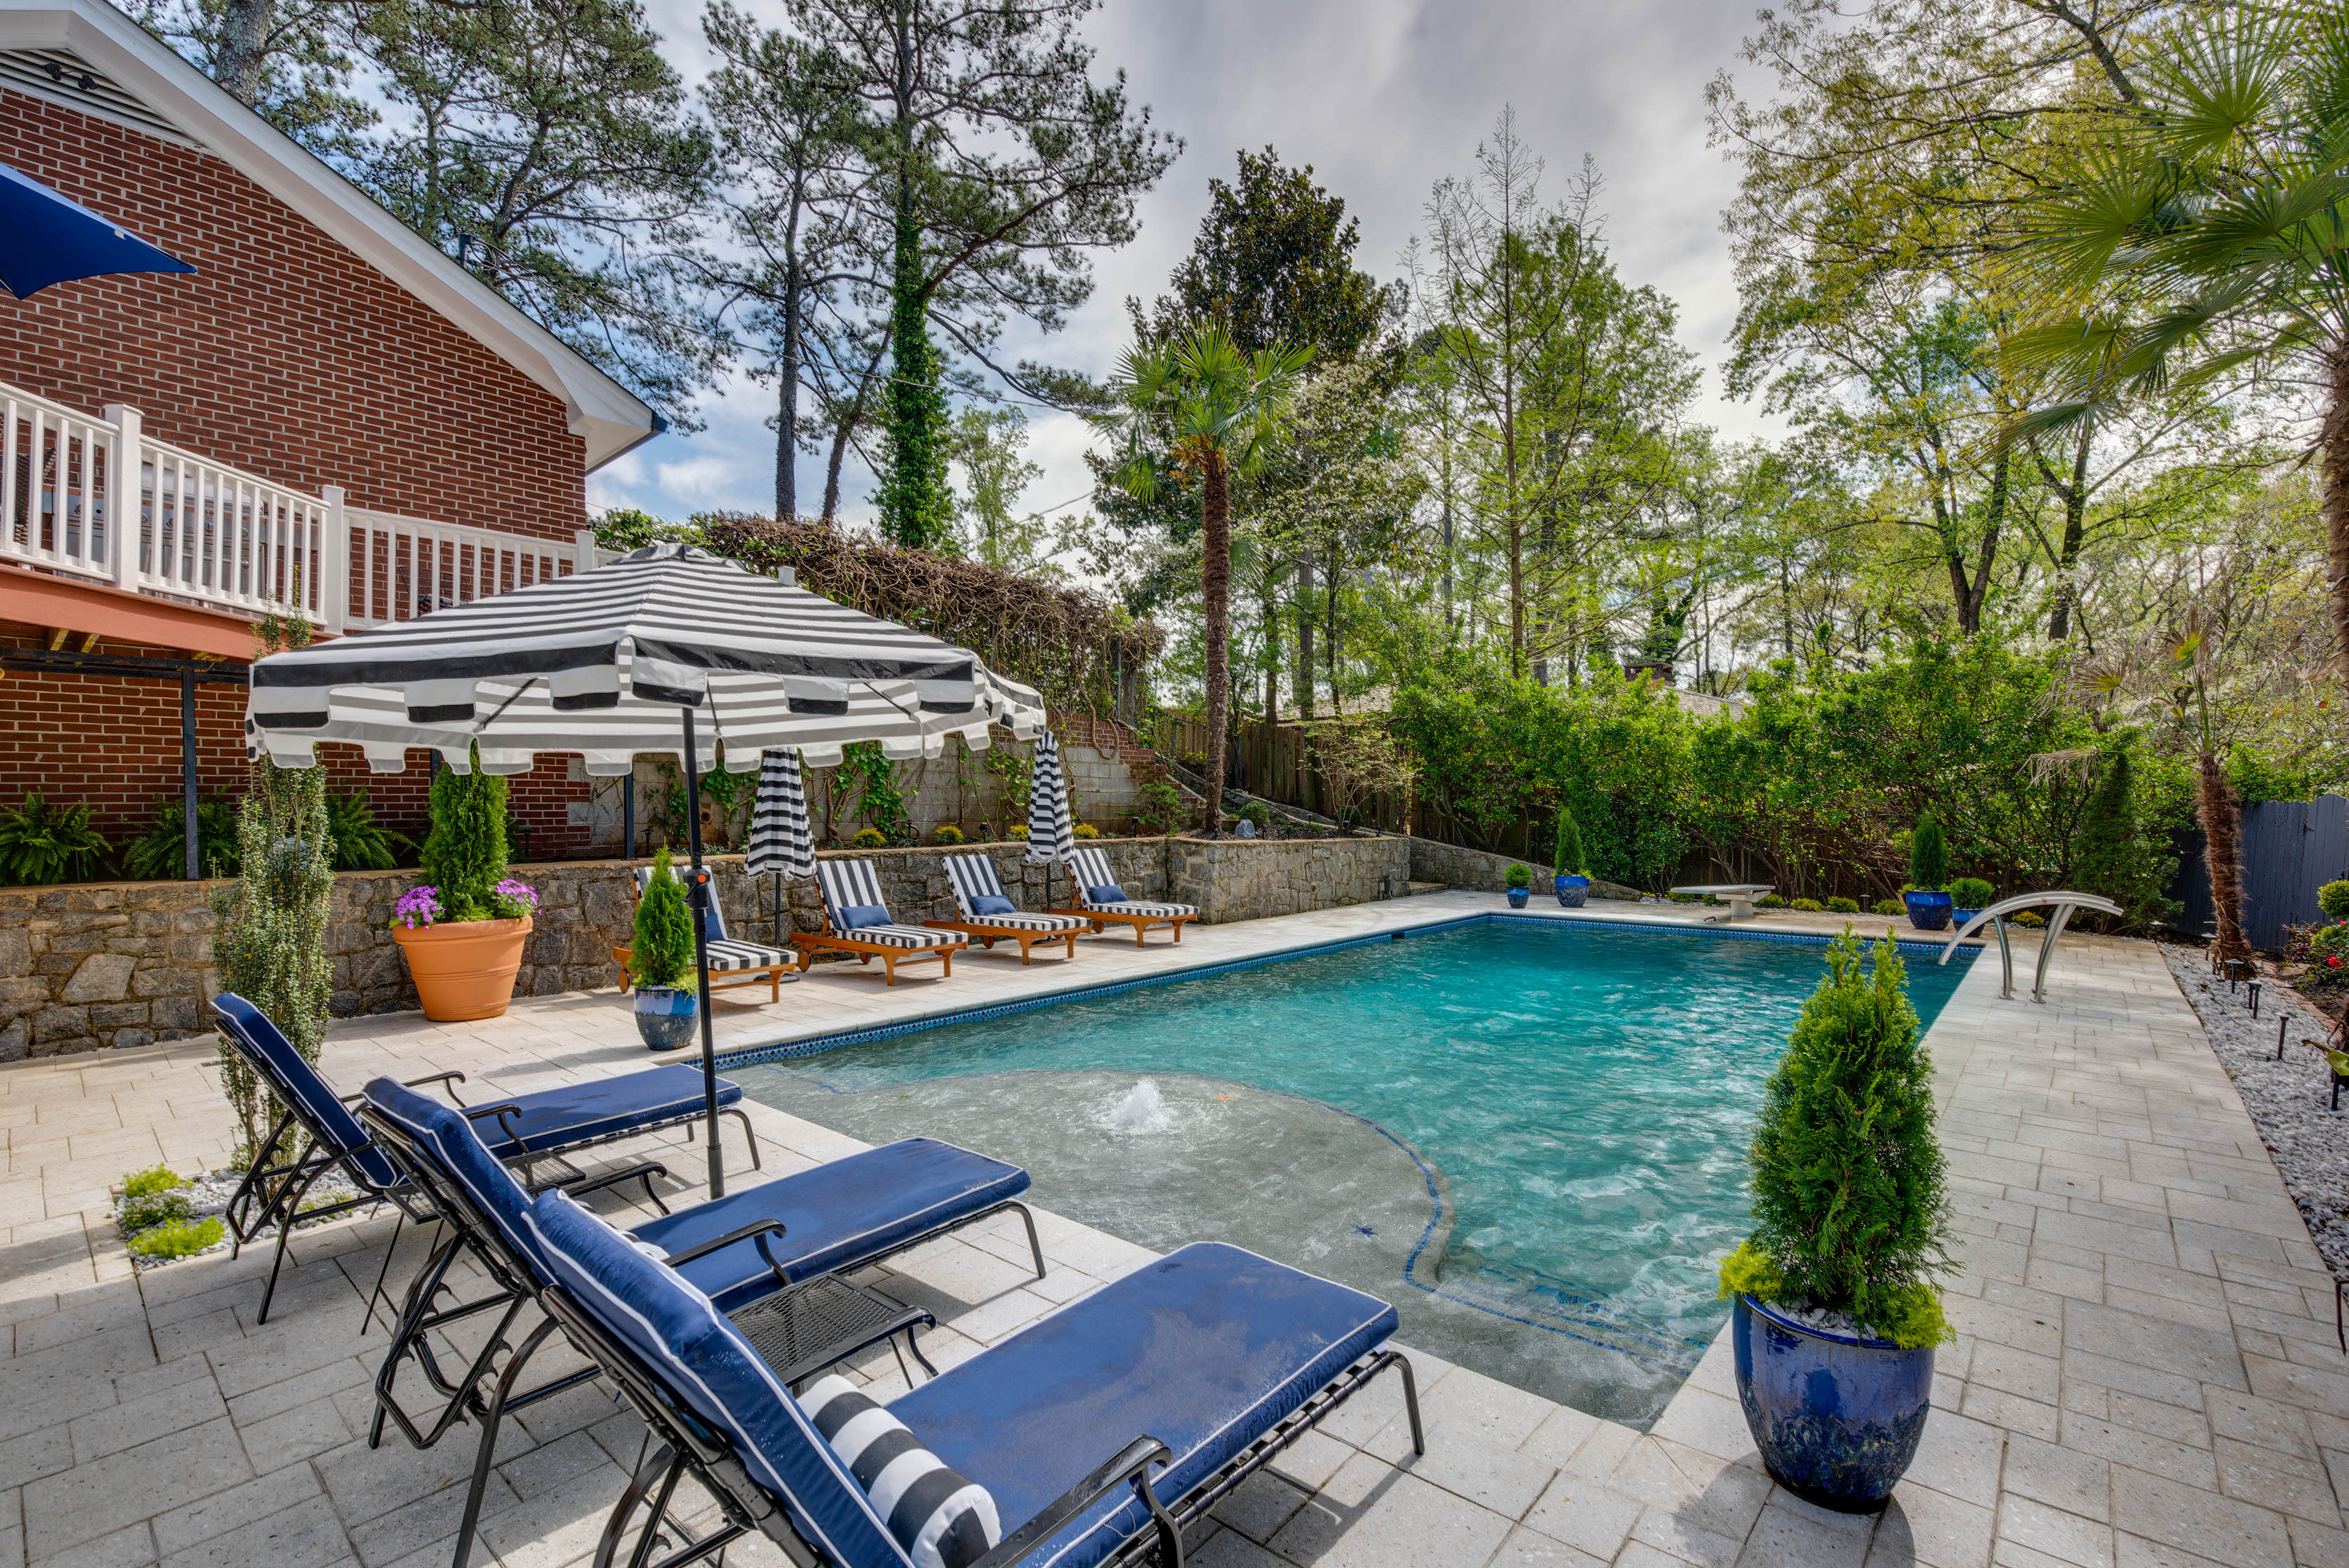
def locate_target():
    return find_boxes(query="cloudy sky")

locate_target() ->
[589,0,1784,540]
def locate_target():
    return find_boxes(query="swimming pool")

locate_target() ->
[732,916,1975,1426]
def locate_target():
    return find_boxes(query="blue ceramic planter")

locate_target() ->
[1952,907,1980,929]
[1555,874,1589,909]
[1732,1295,1933,1513]
[1903,890,1954,932]
[633,986,698,1050]
[1506,887,1531,908]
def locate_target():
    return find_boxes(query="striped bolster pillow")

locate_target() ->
[799,1375,1000,1568]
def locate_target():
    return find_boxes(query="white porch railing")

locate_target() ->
[1,381,595,633]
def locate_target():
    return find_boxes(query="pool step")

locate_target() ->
[1404,881,1447,897]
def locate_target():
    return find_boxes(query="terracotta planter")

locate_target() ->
[391,916,532,1022]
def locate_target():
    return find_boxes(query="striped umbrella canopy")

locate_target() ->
[243,541,1043,1201]
[744,747,815,948]
[1026,731,1075,908]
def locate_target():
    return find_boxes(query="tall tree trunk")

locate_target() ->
[1295,559,1316,721]
[2046,427,2091,639]
[777,270,801,521]
[2326,344,2349,686]
[216,0,274,106]
[1201,453,1232,834]
[2198,752,2252,966]
[1262,574,1280,726]
[1325,546,1340,717]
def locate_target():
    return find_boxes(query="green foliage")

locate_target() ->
[119,1188,192,1235]
[594,508,703,552]
[2011,910,2045,928]
[2072,748,2179,932]
[835,743,911,846]
[630,848,696,990]
[1716,1238,1787,1303]
[123,796,241,881]
[126,1216,225,1261]
[213,687,333,1159]
[123,1166,187,1199]
[0,793,114,885]
[2320,883,2349,921]
[1073,824,1101,839]
[1758,894,1787,908]
[1668,890,1701,903]
[1827,895,1860,914]
[1907,815,1947,893]
[851,827,888,849]
[325,788,414,872]
[421,748,510,921]
[1504,862,1533,889]
[1137,782,1186,833]
[932,826,965,845]
[1742,930,1950,1343]
[1874,898,1904,916]
[1239,799,1274,829]
[878,203,954,548]
[1552,802,1588,877]
[1947,879,1994,909]
[1792,898,1825,912]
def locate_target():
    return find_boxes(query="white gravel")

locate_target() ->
[2161,943,2349,1281]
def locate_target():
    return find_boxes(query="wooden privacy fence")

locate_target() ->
[2170,793,2348,951]
[1147,712,1414,829]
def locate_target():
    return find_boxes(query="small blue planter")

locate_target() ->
[1555,873,1589,909]
[1506,886,1531,908]
[1951,908,1980,929]
[633,986,698,1050]
[1732,1295,1933,1513]
[1902,891,1954,932]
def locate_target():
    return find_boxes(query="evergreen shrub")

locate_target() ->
[1553,803,1588,876]
[1908,815,1947,892]
[1948,878,1994,908]
[851,827,888,848]
[1791,898,1825,913]
[1826,896,1861,914]
[420,749,510,921]
[631,848,696,990]
[1504,862,1533,889]
[1722,929,1951,1348]
[2318,881,2349,921]
[1874,897,1904,916]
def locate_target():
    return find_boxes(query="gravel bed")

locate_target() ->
[111,1166,369,1270]
[2160,942,2349,1281]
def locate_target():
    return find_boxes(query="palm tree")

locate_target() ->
[2010,5,2349,679]
[1095,328,1312,833]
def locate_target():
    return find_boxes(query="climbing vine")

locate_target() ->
[834,743,913,846]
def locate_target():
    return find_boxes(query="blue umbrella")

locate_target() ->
[1,161,194,299]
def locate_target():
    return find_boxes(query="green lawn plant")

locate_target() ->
[421,747,510,921]
[116,1165,221,1262]
[1721,928,1952,1349]
[1907,815,1947,894]
[631,847,696,990]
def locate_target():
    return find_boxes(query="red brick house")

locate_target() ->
[0,0,661,870]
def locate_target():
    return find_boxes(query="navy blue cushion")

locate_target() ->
[968,894,1016,917]
[888,1244,1397,1568]
[214,995,402,1191]
[837,903,891,932]
[634,1138,1030,1313]
[527,1189,908,1568]
[485,1064,743,1155]
[362,1077,554,1280]
[1086,884,1127,905]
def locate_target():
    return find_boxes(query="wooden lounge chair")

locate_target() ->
[611,864,794,1003]
[928,853,1092,963]
[796,859,967,984]
[1050,844,1199,946]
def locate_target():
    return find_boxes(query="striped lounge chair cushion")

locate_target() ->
[842,924,963,949]
[940,856,1087,932]
[815,860,959,948]
[1067,848,1196,919]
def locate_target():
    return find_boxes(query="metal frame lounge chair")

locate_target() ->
[1051,846,1198,947]
[526,1188,1422,1568]
[797,859,968,985]
[612,864,796,1002]
[353,1077,1042,1568]
[209,993,761,1325]
[928,854,1092,964]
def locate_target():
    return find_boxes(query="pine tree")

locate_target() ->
[2072,745,2178,932]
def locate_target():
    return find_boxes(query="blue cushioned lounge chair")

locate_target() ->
[526,1188,1421,1568]
[355,1077,1043,1568]
[209,993,761,1325]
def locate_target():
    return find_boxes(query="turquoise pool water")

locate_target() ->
[736,918,1973,1425]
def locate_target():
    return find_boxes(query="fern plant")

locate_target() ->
[123,797,241,881]
[325,788,415,871]
[0,793,114,884]
[1725,929,1951,1348]
[631,847,696,989]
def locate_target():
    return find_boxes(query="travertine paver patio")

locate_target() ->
[0,891,2337,1567]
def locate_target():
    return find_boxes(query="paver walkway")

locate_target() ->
[0,892,2337,1567]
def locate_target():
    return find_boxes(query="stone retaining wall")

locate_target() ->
[1407,837,1643,900]
[1167,835,1412,924]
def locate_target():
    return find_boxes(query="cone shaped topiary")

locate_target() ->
[421,745,510,921]
[1553,803,1588,878]
[631,848,696,990]
[1722,927,1951,1348]
[1907,814,1947,894]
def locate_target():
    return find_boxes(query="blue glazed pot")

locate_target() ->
[1902,891,1954,932]
[1506,887,1531,908]
[1952,907,1980,929]
[633,986,698,1050]
[1732,1295,1933,1513]
[1555,874,1589,909]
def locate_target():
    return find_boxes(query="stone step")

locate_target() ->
[1404,881,1446,897]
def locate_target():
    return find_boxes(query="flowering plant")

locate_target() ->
[392,886,443,930]
[491,878,538,920]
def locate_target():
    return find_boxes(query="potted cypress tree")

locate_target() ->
[629,847,698,1050]
[1504,862,1533,908]
[388,748,537,1020]
[1553,804,1591,908]
[1719,929,1950,1512]
[1901,814,1953,931]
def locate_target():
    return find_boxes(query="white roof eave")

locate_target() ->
[0,0,659,470]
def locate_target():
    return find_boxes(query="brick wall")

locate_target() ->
[0,88,588,543]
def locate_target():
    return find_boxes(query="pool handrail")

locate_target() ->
[1936,892,2122,1003]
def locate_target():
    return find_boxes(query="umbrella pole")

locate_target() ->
[680,706,724,1200]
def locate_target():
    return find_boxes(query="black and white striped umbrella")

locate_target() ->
[745,747,815,948]
[1027,730,1075,861]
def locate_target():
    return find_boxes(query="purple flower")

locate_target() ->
[393,886,443,930]
[492,878,539,917]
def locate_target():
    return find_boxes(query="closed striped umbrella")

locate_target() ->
[1027,731,1075,910]
[241,542,1043,1201]
[745,747,814,947]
